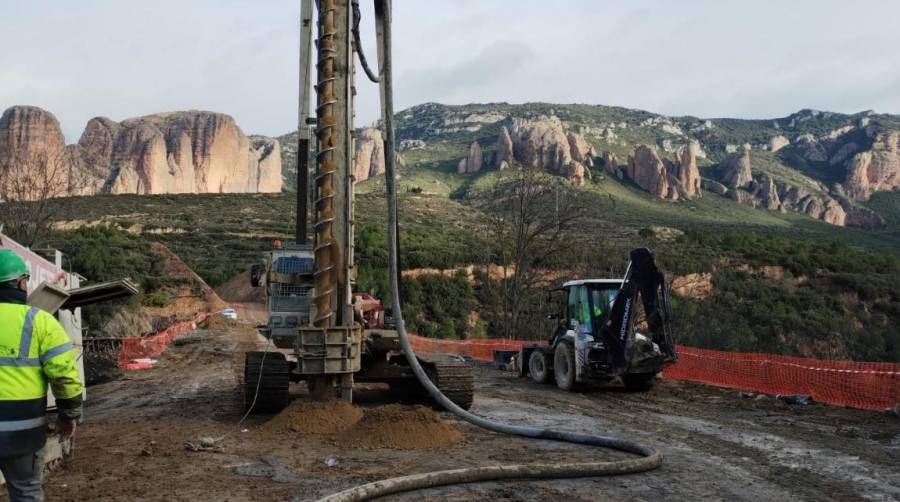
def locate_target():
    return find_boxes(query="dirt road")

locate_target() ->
[32,316,900,501]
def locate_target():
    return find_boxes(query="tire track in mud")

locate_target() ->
[475,370,899,501]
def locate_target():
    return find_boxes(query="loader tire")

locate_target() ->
[528,350,552,385]
[244,351,290,413]
[554,341,577,391]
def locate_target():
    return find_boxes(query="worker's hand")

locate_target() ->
[57,417,77,440]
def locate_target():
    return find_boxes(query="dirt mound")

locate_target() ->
[216,270,265,304]
[337,404,465,450]
[262,400,364,435]
[150,241,227,311]
[260,401,463,450]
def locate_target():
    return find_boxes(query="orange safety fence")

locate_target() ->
[409,335,899,411]
[662,346,899,411]
[409,334,544,363]
[118,312,210,370]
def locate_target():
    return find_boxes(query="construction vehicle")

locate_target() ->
[520,248,677,391]
[243,0,472,413]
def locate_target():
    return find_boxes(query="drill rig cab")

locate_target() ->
[520,248,677,392]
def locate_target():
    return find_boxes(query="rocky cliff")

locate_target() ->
[703,149,883,227]
[0,106,70,199]
[508,115,590,185]
[81,111,282,194]
[352,127,406,182]
[0,105,282,197]
[354,127,386,181]
[844,130,900,201]
[457,141,483,174]
[493,126,514,169]
[608,143,701,201]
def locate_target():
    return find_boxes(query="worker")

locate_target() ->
[0,249,83,502]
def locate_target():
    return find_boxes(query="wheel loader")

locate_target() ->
[520,248,678,391]
[242,0,472,413]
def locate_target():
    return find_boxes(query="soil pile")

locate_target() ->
[262,400,364,435]
[150,242,227,311]
[337,404,465,450]
[215,270,265,304]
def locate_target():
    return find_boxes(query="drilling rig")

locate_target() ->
[244,0,473,413]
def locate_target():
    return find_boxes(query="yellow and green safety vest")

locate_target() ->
[0,303,83,457]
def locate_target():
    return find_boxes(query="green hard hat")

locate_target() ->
[0,249,29,283]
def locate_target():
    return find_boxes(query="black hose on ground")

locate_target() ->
[315,1,663,500]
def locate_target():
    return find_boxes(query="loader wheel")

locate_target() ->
[623,373,656,392]
[528,350,552,384]
[554,342,577,391]
[244,351,290,413]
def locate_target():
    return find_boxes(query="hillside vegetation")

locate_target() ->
[35,181,900,362]
[12,102,898,362]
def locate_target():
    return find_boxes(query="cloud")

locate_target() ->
[401,40,534,104]
[1,0,899,141]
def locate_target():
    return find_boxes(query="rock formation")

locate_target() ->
[566,131,595,167]
[0,106,66,161]
[839,199,884,228]
[352,127,406,182]
[457,141,483,174]
[794,133,829,162]
[493,126,513,169]
[709,149,885,228]
[671,143,701,198]
[626,145,670,199]
[0,106,282,197]
[843,131,900,200]
[701,178,728,196]
[756,174,781,210]
[0,106,69,199]
[509,116,589,185]
[822,200,847,226]
[767,135,790,152]
[618,143,701,201]
[601,151,621,179]
[252,137,282,192]
[720,150,753,188]
[85,111,283,194]
[354,127,386,181]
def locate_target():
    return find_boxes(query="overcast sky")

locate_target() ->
[2,0,899,142]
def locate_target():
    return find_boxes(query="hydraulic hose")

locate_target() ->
[316,1,662,500]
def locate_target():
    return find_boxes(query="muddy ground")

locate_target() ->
[27,310,900,501]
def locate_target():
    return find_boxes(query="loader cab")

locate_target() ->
[550,280,623,342]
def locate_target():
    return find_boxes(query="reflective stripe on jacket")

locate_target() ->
[0,304,83,457]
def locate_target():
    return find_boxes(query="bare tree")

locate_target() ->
[478,167,586,340]
[0,148,79,246]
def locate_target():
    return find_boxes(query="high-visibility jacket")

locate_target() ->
[0,303,83,457]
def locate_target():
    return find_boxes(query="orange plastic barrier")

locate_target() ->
[409,334,543,363]
[662,346,899,411]
[409,336,899,411]
[118,313,210,370]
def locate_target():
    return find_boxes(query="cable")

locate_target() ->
[315,1,663,501]
[237,335,270,430]
[351,0,380,83]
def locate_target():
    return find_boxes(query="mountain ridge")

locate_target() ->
[278,102,900,228]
